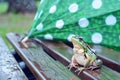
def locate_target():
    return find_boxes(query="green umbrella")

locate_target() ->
[22,0,120,48]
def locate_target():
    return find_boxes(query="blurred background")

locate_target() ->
[0,0,40,49]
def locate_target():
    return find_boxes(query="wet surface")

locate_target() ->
[6,33,120,80]
[0,37,28,80]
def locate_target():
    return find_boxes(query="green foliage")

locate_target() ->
[0,2,8,14]
[0,2,39,49]
[0,13,35,49]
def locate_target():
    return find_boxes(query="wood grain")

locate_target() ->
[6,33,80,80]
[0,36,28,80]
[35,39,120,80]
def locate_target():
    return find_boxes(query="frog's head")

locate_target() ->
[71,36,85,48]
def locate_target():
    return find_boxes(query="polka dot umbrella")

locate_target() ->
[22,0,120,48]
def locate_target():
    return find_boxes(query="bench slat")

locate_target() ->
[0,36,28,80]
[28,47,80,80]
[35,39,97,80]
[6,33,80,80]
[34,39,120,80]
[6,33,46,80]
[93,45,120,72]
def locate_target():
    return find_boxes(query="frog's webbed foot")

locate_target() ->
[67,64,73,70]
[89,66,101,71]
[75,67,88,75]
[67,63,78,70]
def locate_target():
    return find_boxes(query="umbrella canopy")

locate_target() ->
[25,0,120,47]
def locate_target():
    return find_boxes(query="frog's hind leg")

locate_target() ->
[89,65,101,71]
[75,59,90,75]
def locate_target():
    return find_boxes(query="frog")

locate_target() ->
[68,36,102,75]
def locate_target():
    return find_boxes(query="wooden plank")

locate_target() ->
[0,36,28,80]
[93,45,120,72]
[34,39,98,80]
[6,33,80,80]
[6,33,46,80]
[28,47,80,80]
[34,39,120,80]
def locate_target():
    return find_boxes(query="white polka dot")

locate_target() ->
[105,15,117,25]
[92,0,102,9]
[38,10,43,18]
[40,0,44,4]
[119,35,120,40]
[68,3,78,13]
[92,33,103,44]
[67,34,75,42]
[49,5,56,14]
[78,18,89,28]
[36,23,43,30]
[44,34,53,40]
[34,12,38,20]
[56,20,64,29]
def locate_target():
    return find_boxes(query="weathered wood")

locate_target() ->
[35,39,97,80]
[93,45,120,72]
[6,33,80,80]
[6,33,120,80]
[6,33,46,80]
[34,39,120,80]
[0,36,28,80]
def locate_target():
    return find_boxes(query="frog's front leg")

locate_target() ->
[75,59,90,75]
[68,55,78,70]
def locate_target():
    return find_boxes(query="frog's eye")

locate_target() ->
[79,37,83,41]
[75,35,79,38]
[78,37,83,43]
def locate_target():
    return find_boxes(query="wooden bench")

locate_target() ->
[0,36,28,80]
[6,32,120,80]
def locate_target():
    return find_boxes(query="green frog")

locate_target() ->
[68,36,102,74]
